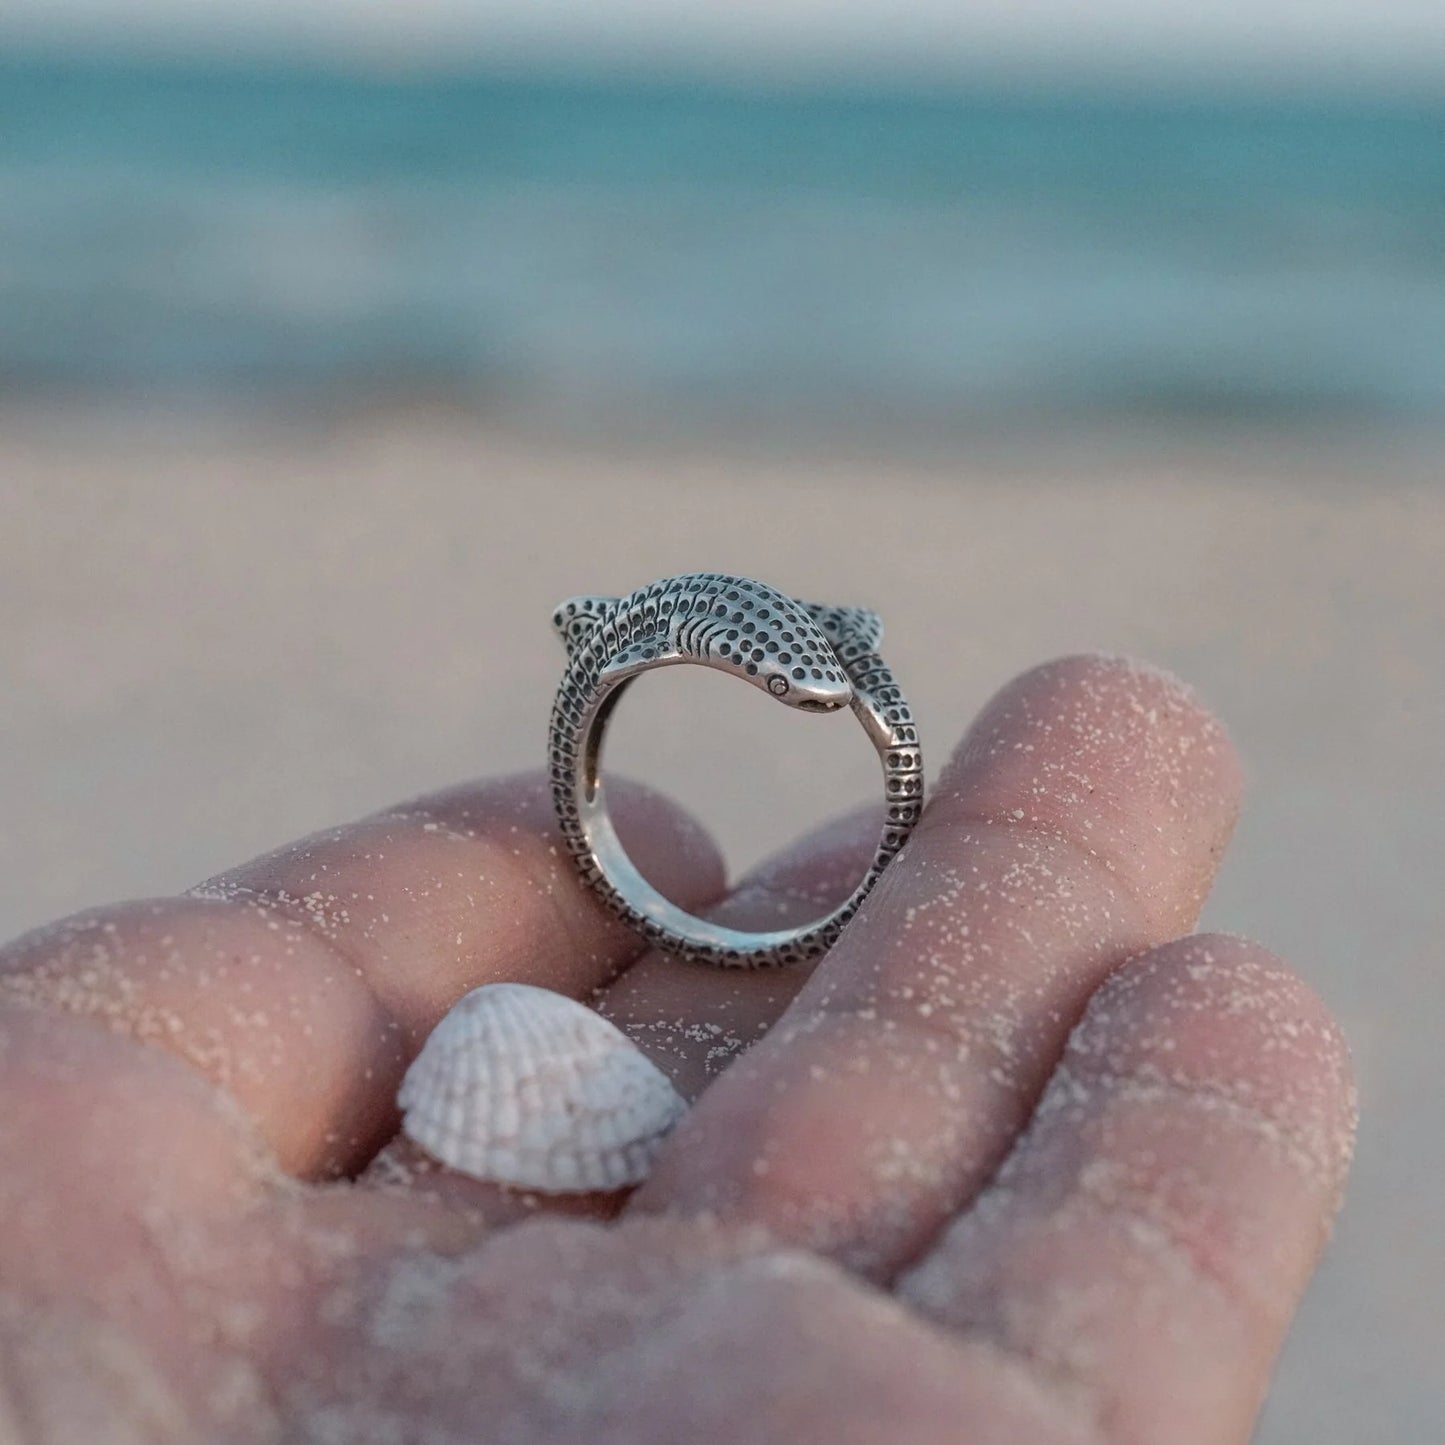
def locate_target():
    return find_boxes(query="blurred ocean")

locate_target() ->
[2,50,1444,427]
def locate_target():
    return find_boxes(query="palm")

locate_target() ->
[0,657,1352,1444]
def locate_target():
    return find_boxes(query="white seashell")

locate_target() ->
[397,982,687,1193]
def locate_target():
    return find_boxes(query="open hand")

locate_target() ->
[0,655,1354,1444]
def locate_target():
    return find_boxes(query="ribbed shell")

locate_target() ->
[397,983,687,1193]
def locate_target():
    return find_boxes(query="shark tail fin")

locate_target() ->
[551,595,619,656]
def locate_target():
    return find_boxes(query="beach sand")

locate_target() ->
[2,405,1441,1439]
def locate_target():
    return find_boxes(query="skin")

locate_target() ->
[0,655,1355,1444]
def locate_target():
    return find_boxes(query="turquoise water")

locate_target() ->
[2,51,1443,424]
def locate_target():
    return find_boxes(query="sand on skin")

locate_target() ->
[0,405,1440,1441]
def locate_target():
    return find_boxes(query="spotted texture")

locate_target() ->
[548,574,921,967]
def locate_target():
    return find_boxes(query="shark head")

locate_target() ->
[682,577,853,712]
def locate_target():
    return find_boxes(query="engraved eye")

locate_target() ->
[768,675,790,697]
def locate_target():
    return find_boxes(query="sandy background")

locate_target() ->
[2,407,1441,1440]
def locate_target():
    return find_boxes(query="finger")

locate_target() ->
[633,655,1242,1275]
[898,935,1356,1445]
[596,803,882,1099]
[0,773,723,1178]
[0,1000,275,1358]
[352,805,881,1223]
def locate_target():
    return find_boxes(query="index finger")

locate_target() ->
[0,773,723,1178]
[633,656,1243,1275]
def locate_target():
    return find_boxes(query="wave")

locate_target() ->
[3,52,1443,423]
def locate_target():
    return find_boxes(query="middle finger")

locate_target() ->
[358,805,881,1222]
[595,802,883,1099]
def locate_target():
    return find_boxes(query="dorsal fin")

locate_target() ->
[551,595,619,656]
[804,602,883,658]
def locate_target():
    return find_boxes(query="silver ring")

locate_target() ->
[547,573,922,967]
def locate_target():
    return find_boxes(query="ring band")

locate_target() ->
[547,572,922,967]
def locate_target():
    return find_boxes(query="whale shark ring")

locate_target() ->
[547,572,923,968]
